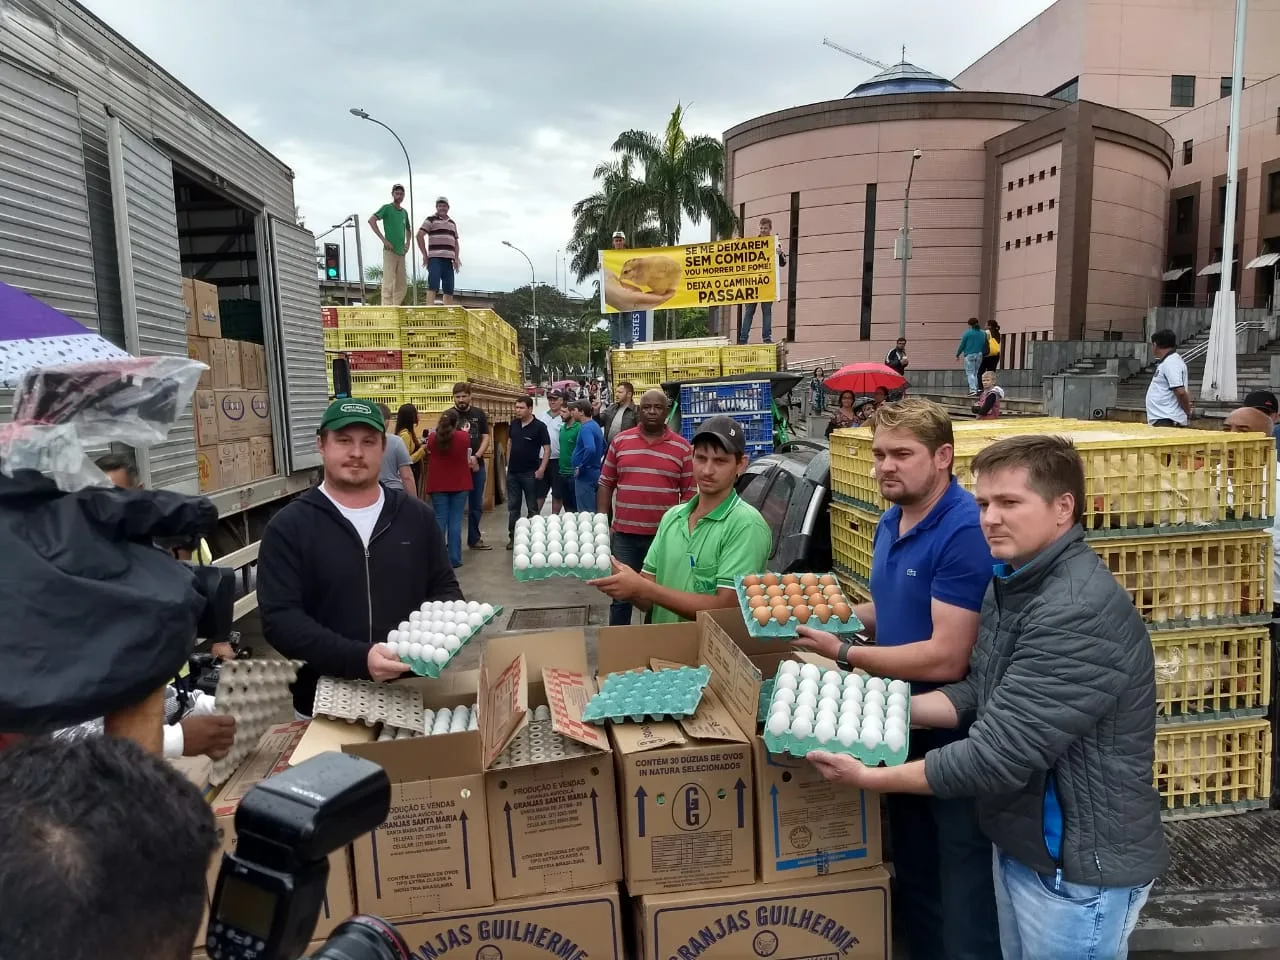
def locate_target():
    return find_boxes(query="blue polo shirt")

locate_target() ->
[869,478,993,690]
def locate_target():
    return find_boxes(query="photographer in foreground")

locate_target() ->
[257,399,463,718]
[0,735,217,960]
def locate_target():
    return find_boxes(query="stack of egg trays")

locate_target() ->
[513,558,612,582]
[734,574,865,640]
[490,706,598,769]
[581,665,712,724]
[757,677,776,724]
[312,677,425,732]
[761,669,911,767]
[402,604,504,678]
[210,659,301,785]
[379,702,479,740]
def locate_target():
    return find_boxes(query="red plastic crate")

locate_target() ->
[321,307,338,329]
[344,350,403,371]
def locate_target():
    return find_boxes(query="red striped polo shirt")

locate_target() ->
[599,427,694,535]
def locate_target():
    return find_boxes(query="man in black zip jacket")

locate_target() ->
[257,399,464,716]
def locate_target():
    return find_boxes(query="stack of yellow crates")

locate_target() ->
[324,305,525,423]
[609,342,779,391]
[828,418,1275,820]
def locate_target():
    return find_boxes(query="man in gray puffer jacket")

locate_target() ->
[810,434,1167,960]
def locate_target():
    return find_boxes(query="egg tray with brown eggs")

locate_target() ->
[736,572,865,638]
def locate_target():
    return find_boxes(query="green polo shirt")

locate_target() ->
[374,203,410,255]
[641,491,772,624]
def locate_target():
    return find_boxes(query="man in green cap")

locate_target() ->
[257,398,464,716]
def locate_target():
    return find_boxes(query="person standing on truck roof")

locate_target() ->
[417,197,460,306]
[793,398,1001,960]
[368,184,411,307]
[596,388,694,625]
[737,216,786,345]
[256,398,462,717]
[807,435,1167,960]
[589,415,770,623]
[452,383,494,551]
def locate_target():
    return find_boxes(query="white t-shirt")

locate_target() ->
[539,410,564,458]
[1146,352,1189,425]
[320,484,385,547]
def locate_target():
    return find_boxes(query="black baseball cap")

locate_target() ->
[319,398,384,433]
[1243,390,1278,416]
[692,415,746,456]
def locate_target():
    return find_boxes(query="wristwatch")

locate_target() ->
[837,641,852,669]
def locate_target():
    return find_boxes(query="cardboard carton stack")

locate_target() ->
[185,278,277,493]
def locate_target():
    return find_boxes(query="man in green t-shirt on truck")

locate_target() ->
[589,415,772,623]
[558,402,581,511]
[368,184,411,306]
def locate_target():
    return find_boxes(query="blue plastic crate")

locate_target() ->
[679,410,773,444]
[679,380,771,417]
[745,440,774,461]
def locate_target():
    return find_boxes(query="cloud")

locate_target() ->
[80,0,1055,292]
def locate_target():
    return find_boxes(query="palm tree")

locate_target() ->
[566,156,663,284]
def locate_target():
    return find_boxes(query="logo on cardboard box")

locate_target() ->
[251,395,270,417]
[221,395,245,420]
[197,453,212,485]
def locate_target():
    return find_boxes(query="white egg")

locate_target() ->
[397,620,411,632]
[820,682,841,703]
[778,661,801,677]
[432,647,450,665]
[431,633,448,648]
[430,600,445,611]
[822,670,843,687]
[766,712,790,736]
[861,728,882,749]
[887,692,907,710]
[467,612,482,628]
[861,719,883,738]
[841,685,862,704]
[409,610,423,624]
[792,704,815,724]
[844,671,864,689]
[594,533,611,548]
[408,628,423,644]
[840,701,862,721]
[885,716,906,737]
[790,716,812,739]
[443,635,461,652]
[797,677,819,696]
[837,723,859,747]
[479,603,494,618]
[886,729,907,752]
[596,552,612,569]
[864,690,885,710]
[386,630,399,645]
[531,552,546,567]
[775,673,798,692]
[565,552,579,566]
[515,517,530,529]
[816,703,839,723]
[866,677,886,694]
[408,642,423,660]
[799,663,821,683]
[795,691,817,711]
[420,643,437,661]
[813,718,835,744]
[887,703,907,723]
[772,687,796,706]
[515,556,530,570]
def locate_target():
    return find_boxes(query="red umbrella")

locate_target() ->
[823,362,906,395]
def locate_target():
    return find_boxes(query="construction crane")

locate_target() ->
[822,37,891,71]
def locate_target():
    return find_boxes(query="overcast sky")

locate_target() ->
[83,0,1054,294]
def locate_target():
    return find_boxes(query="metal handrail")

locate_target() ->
[1179,318,1270,364]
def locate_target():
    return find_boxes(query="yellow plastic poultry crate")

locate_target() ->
[323,328,339,351]
[403,370,465,394]
[828,426,1275,535]
[399,305,471,331]
[335,306,401,328]
[1155,717,1272,819]
[1097,529,1272,630]
[348,391,401,411]
[611,348,668,392]
[337,328,401,351]
[1153,626,1272,721]
[833,568,872,606]
[402,349,467,372]
[721,344,778,375]
[404,391,457,418]
[403,327,466,351]
[348,371,404,396]
[830,500,880,586]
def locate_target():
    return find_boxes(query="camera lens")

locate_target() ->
[307,916,410,960]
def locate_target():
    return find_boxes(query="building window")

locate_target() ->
[1015,238,1021,248]
[1038,202,1044,212]
[1269,172,1280,214]
[1006,211,1013,221]
[1047,230,1054,241]
[1026,236,1032,246]
[1219,76,1243,99]
[1040,170,1046,181]
[1276,107,1280,134]
[787,192,799,341]
[1225,126,1230,148]
[859,184,876,341]
[1182,140,1193,164]
[1050,165,1057,177]
[1174,195,1194,234]
[1046,77,1079,102]
[1007,181,1014,191]
[1005,241,1011,251]
[1016,208,1022,218]
[1048,198,1055,209]
[1037,233,1043,243]
[1171,74,1196,108]
[1027,205,1034,215]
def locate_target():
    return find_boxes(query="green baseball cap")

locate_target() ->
[319,398,384,433]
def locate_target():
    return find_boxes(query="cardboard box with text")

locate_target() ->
[595,618,761,895]
[188,336,211,390]
[246,390,272,437]
[214,390,250,441]
[635,868,891,960]
[197,446,220,492]
[249,436,275,481]
[241,342,264,390]
[183,277,198,335]
[699,609,884,881]
[193,389,219,447]
[223,339,243,389]
[192,278,222,339]
[480,630,623,900]
[392,885,625,960]
[208,339,231,390]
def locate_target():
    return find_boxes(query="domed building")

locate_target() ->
[846,61,959,99]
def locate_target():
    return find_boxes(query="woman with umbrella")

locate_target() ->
[822,362,906,400]
[824,391,876,436]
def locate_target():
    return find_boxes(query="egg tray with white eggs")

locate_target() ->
[737,572,865,639]
[511,511,615,581]
[384,599,502,678]
[762,660,911,766]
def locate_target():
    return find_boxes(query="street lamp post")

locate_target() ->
[503,240,538,366]
[896,149,922,341]
[349,107,417,306]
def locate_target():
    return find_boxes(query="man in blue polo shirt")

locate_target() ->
[796,398,1000,960]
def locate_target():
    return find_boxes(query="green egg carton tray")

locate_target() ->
[735,574,865,639]
[761,667,911,767]
[581,665,712,724]
[513,561,612,582]
[400,605,503,679]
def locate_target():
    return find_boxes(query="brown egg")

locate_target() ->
[783,583,804,598]
[792,604,811,623]
[748,595,767,610]
[746,584,765,598]
[754,606,773,626]
[805,589,825,605]
[813,603,832,623]
[762,572,780,587]
[743,574,761,589]
[832,602,852,623]
[819,574,837,586]
[772,606,792,625]
[781,573,799,586]
[800,572,819,587]
[826,593,846,608]
[765,585,784,599]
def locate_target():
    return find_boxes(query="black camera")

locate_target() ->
[207,752,408,960]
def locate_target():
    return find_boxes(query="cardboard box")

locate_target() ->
[700,609,884,881]
[246,391,272,438]
[196,445,220,493]
[214,390,250,441]
[249,436,275,481]
[193,278,222,338]
[233,440,252,487]
[240,342,263,390]
[208,339,230,390]
[479,631,623,900]
[183,278,197,335]
[595,619,761,895]
[223,339,243,389]
[204,723,356,944]
[343,673,494,918]
[187,336,211,390]
[217,442,250,490]
[392,885,625,960]
[635,868,891,960]
[193,390,219,447]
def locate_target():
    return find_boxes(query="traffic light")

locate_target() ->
[323,243,341,280]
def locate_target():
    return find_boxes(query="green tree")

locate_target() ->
[493,285,606,384]
[566,156,664,284]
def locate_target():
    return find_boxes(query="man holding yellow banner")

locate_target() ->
[599,234,779,316]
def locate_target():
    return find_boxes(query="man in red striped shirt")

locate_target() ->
[597,388,694,625]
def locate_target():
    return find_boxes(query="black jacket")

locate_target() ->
[257,485,463,714]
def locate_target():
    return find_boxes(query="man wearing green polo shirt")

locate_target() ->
[589,415,771,623]
[368,184,411,306]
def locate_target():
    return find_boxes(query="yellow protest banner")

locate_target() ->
[598,236,778,314]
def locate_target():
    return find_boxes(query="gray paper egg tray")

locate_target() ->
[312,676,426,733]
[210,658,301,786]
[580,665,711,724]
[378,702,479,740]
[489,711,596,770]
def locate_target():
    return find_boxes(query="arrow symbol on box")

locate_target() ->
[635,786,647,838]
[770,784,781,858]
[460,812,472,889]
[590,788,602,865]
[504,802,517,877]
[735,778,746,829]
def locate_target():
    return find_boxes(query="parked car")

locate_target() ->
[735,440,832,574]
